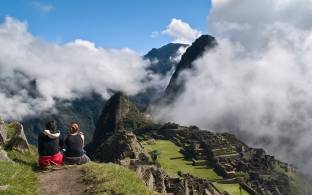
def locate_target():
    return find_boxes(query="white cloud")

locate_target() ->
[0,16,153,120]
[209,0,312,50]
[32,1,54,13]
[162,18,201,44]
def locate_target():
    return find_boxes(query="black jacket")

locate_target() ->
[38,130,63,156]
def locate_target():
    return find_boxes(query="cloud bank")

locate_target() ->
[0,17,152,120]
[154,0,312,174]
[162,18,201,44]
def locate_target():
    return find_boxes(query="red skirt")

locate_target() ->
[38,152,64,167]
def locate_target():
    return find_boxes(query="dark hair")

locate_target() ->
[45,120,58,133]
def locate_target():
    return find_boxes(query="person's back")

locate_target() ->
[38,120,64,168]
[38,130,60,156]
[64,122,90,165]
[64,133,84,157]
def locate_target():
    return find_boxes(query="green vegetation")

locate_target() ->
[81,162,155,195]
[7,145,38,168]
[0,146,38,195]
[213,183,249,195]
[0,162,38,195]
[4,123,17,140]
[142,140,221,180]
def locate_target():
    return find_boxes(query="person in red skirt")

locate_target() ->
[38,120,64,168]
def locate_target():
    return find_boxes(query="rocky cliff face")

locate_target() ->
[163,35,217,103]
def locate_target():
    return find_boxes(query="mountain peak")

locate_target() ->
[163,35,217,102]
[144,43,189,76]
[145,43,188,59]
[86,92,151,156]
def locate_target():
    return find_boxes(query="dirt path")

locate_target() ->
[38,166,87,195]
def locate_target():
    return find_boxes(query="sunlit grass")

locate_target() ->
[0,146,38,195]
[142,140,221,180]
[81,162,155,195]
[213,183,249,195]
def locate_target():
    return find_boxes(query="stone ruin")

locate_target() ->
[152,128,295,195]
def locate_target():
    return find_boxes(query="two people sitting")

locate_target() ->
[38,120,90,168]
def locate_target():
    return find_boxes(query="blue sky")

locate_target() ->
[0,0,211,53]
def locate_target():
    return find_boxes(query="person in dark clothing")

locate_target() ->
[38,120,64,167]
[63,122,90,165]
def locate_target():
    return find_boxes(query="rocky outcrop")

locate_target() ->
[0,121,6,145]
[0,149,11,162]
[0,121,29,152]
[91,130,147,163]
[91,131,146,164]
[0,121,29,162]
[5,122,29,151]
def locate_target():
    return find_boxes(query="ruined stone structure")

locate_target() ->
[151,128,295,195]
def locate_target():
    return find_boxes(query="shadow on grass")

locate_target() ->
[170,157,184,160]
[10,157,39,171]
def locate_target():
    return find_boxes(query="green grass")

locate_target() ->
[7,145,38,168]
[81,162,155,195]
[0,146,39,195]
[0,162,38,195]
[142,140,221,180]
[213,183,249,195]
